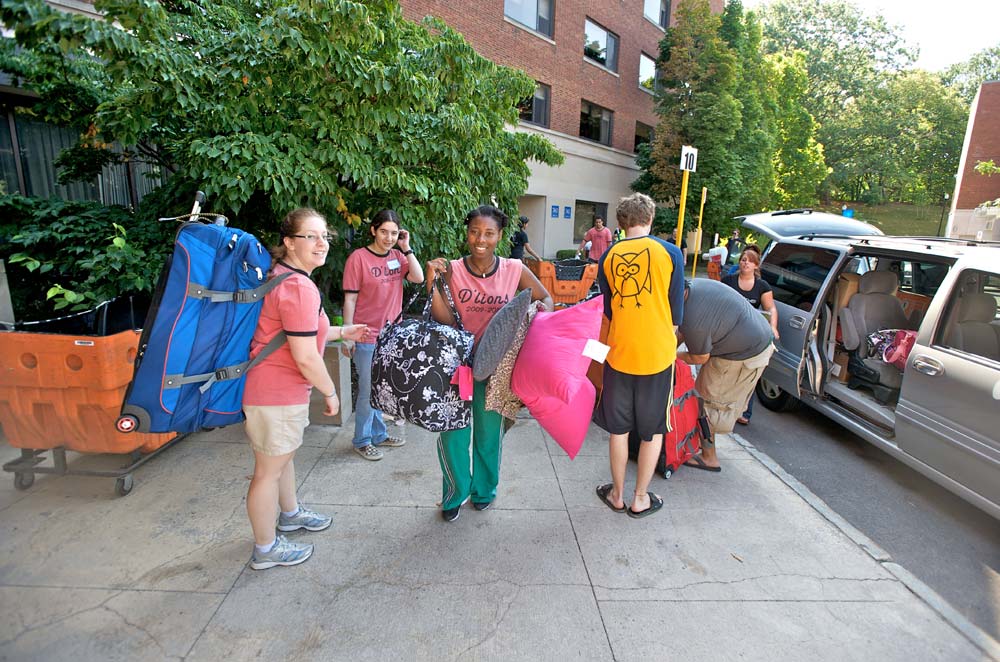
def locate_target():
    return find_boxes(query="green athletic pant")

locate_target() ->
[437,380,504,510]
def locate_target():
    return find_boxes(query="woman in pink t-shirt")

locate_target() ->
[425,205,553,522]
[243,208,367,570]
[341,209,425,461]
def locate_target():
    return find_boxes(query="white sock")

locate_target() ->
[281,507,300,518]
[255,538,277,554]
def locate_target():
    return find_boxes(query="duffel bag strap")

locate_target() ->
[163,331,288,394]
[187,271,292,303]
[436,277,467,331]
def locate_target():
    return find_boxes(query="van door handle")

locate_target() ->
[789,316,806,329]
[912,355,943,377]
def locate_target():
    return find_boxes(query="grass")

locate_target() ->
[818,201,947,236]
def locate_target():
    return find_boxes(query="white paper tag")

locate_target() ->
[387,259,401,270]
[582,338,610,363]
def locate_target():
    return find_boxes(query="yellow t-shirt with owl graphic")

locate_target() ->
[597,234,686,375]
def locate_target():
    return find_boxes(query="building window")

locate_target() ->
[584,19,618,72]
[574,200,610,243]
[504,0,553,37]
[634,121,654,152]
[0,104,166,207]
[580,100,613,146]
[639,53,659,93]
[644,0,670,29]
[518,83,551,127]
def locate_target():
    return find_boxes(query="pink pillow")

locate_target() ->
[512,297,603,458]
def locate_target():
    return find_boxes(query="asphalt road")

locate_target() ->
[736,400,1000,641]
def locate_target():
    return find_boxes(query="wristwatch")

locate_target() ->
[402,249,414,256]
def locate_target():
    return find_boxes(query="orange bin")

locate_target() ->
[0,329,173,454]
[526,260,598,306]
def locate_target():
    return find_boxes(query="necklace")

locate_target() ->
[469,256,496,278]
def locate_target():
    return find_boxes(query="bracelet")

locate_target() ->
[324,391,338,399]
[402,249,414,256]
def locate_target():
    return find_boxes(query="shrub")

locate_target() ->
[0,195,172,321]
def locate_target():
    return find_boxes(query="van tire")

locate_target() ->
[756,378,799,412]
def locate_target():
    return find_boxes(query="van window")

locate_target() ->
[760,244,840,310]
[937,269,1000,363]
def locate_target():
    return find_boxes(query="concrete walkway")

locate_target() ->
[0,414,994,661]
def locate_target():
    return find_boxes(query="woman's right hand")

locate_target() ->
[425,257,448,285]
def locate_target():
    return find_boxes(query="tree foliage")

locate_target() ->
[758,0,915,128]
[635,0,822,237]
[639,0,741,237]
[719,2,776,214]
[942,46,1000,104]
[0,0,562,287]
[825,71,965,205]
[769,52,829,208]
[758,0,968,206]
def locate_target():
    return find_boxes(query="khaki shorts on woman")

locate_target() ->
[244,404,310,456]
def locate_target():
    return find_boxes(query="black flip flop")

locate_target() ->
[596,483,625,513]
[627,493,663,519]
[683,455,722,473]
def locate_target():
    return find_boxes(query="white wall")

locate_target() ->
[514,124,641,258]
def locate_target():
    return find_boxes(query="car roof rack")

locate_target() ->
[855,236,1000,247]
[796,233,859,241]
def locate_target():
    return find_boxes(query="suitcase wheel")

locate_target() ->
[115,474,134,497]
[662,466,674,480]
[115,415,139,434]
[14,472,34,491]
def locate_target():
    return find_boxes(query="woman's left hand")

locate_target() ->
[397,229,411,253]
[341,324,368,342]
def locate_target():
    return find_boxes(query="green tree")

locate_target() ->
[0,0,562,276]
[942,46,1000,104]
[759,0,916,128]
[639,0,741,237]
[828,71,965,205]
[719,1,777,213]
[769,52,828,207]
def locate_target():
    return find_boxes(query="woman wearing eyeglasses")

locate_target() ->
[341,209,425,461]
[243,208,368,570]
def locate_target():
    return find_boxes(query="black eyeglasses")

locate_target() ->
[289,233,334,243]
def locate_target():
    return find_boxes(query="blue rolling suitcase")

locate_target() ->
[116,200,289,434]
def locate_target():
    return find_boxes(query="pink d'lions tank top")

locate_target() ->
[447,257,523,342]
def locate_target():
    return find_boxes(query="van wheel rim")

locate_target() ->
[760,378,782,400]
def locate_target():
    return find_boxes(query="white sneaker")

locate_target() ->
[249,535,313,570]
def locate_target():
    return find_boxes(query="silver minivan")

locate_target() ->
[755,235,1000,519]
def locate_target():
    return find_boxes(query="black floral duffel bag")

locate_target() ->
[370,278,475,432]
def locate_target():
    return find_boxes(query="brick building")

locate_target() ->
[400,0,723,256]
[948,81,1000,241]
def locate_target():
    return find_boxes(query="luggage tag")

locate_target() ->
[450,365,474,401]
[582,338,610,363]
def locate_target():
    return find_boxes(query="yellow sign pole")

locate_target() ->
[675,169,690,255]
[692,186,707,278]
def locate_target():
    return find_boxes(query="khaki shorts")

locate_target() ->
[243,404,310,456]
[696,344,774,435]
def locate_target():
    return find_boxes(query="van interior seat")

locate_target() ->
[947,293,1000,360]
[840,271,914,390]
